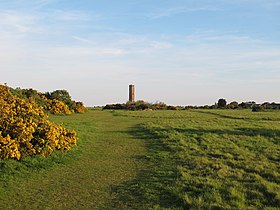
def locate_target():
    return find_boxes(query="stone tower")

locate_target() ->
[129,84,135,103]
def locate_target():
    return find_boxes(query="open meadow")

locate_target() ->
[0,109,279,209]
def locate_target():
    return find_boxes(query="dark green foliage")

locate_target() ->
[103,103,126,110]
[227,101,239,109]
[217,98,227,108]
[167,105,178,110]
[261,102,280,110]
[48,90,86,113]
[252,105,265,112]
[122,101,149,111]
[10,87,36,99]
[239,101,256,109]
[153,102,167,110]
[103,101,169,111]
[9,88,86,114]
[10,87,48,108]
[10,87,26,99]
[103,100,280,111]
[48,90,75,108]
[48,90,71,102]
[135,100,151,110]
[47,90,86,113]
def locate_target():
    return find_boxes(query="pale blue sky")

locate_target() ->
[1,0,279,106]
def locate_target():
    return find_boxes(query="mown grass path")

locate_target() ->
[0,110,146,209]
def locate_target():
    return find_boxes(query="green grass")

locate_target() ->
[0,110,146,209]
[115,109,280,209]
[0,109,279,209]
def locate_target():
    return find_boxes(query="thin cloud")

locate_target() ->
[148,6,220,19]
[35,0,57,6]
[149,41,173,50]
[184,32,264,45]
[49,46,126,57]
[51,10,93,21]
[0,10,38,35]
[72,36,94,44]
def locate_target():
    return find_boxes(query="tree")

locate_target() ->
[239,101,256,109]
[152,102,167,110]
[217,98,227,108]
[50,90,72,104]
[227,101,238,109]
[48,90,81,112]
[135,100,151,110]
[252,105,264,112]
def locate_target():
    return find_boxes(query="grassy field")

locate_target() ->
[0,109,279,209]
[116,109,280,209]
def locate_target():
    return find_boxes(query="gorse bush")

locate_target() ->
[46,98,73,115]
[74,101,87,113]
[0,84,77,160]
[11,87,86,114]
[45,89,86,113]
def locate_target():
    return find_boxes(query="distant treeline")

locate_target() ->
[103,99,280,112]
[103,101,168,111]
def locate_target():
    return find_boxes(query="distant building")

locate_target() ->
[129,84,135,102]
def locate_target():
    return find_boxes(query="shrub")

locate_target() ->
[48,90,72,105]
[252,105,264,112]
[227,101,239,109]
[239,101,256,109]
[217,98,227,108]
[152,102,167,110]
[103,101,169,111]
[103,103,126,110]
[47,99,73,115]
[10,88,86,115]
[0,84,77,160]
[74,102,87,113]
[167,105,178,110]
[47,90,86,113]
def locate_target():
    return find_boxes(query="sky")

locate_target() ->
[0,0,280,106]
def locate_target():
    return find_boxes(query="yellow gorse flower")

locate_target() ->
[0,85,77,160]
